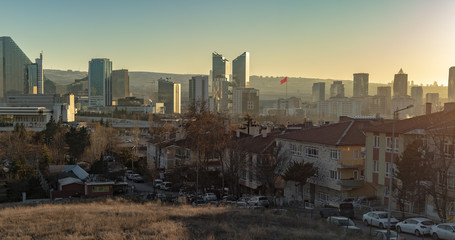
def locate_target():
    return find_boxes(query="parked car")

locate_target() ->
[363,211,399,229]
[127,173,135,180]
[156,193,167,201]
[132,174,144,183]
[160,182,172,191]
[203,193,217,202]
[154,179,163,188]
[396,217,435,236]
[354,195,379,208]
[191,196,206,206]
[126,170,134,175]
[320,202,354,219]
[373,230,403,240]
[327,216,361,233]
[430,223,455,240]
[222,195,237,204]
[247,196,269,207]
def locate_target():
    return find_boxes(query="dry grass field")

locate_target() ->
[0,199,368,240]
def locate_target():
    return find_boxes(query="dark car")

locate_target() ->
[320,202,355,219]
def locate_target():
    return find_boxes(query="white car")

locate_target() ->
[203,193,217,202]
[430,223,455,240]
[363,211,399,229]
[247,196,269,207]
[396,217,435,237]
[373,230,403,240]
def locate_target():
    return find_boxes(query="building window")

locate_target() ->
[290,143,302,156]
[330,150,340,160]
[247,101,254,110]
[373,160,379,173]
[306,147,319,158]
[386,137,399,153]
[444,141,453,157]
[385,162,390,177]
[317,192,328,202]
[374,135,380,148]
[330,170,339,180]
[448,172,455,190]
[353,150,360,160]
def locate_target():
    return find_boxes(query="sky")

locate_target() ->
[2,0,455,85]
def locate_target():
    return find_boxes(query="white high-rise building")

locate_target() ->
[232,87,259,116]
[232,52,250,88]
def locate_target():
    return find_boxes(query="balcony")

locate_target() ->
[339,159,363,168]
[337,179,363,188]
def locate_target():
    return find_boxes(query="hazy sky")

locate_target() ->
[3,0,455,85]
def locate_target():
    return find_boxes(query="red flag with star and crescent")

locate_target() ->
[280,77,287,85]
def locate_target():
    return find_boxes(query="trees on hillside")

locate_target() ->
[65,127,90,163]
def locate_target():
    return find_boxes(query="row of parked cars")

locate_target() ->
[362,210,455,239]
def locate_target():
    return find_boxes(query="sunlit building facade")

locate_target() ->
[0,36,32,99]
[449,67,455,102]
[330,81,345,98]
[393,68,408,97]
[353,73,369,97]
[111,69,129,101]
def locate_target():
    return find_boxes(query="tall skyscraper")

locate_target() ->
[232,52,250,88]
[353,73,369,97]
[232,88,259,116]
[312,82,325,102]
[158,78,181,114]
[330,81,345,98]
[448,67,455,102]
[112,69,130,101]
[212,52,229,83]
[0,36,32,99]
[88,58,112,107]
[393,68,408,97]
[212,76,230,114]
[189,75,208,103]
[26,53,44,94]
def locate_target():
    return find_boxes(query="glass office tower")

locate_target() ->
[89,58,112,107]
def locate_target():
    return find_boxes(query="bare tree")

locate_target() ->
[256,142,289,196]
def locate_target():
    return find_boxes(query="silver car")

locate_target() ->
[363,211,399,229]
[430,223,455,240]
[396,217,435,236]
[248,196,269,207]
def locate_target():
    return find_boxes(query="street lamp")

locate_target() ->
[387,104,413,240]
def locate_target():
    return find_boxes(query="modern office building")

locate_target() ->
[26,53,44,95]
[212,52,230,83]
[449,67,455,102]
[158,78,181,114]
[189,75,209,104]
[212,76,230,114]
[393,68,408,97]
[232,87,259,116]
[312,82,325,102]
[330,81,345,98]
[353,73,369,97]
[232,52,250,88]
[411,86,423,115]
[88,58,112,107]
[0,36,32,99]
[426,93,440,112]
[111,69,129,101]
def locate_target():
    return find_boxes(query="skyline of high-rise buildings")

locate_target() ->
[88,58,112,107]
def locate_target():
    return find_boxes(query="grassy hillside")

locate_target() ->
[0,199,367,240]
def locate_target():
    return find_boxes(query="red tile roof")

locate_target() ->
[277,120,380,146]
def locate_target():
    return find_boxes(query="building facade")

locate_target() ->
[111,69,129,101]
[312,82,325,102]
[353,73,369,97]
[0,36,32,99]
[449,67,455,102]
[232,87,260,116]
[232,52,250,88]
[189,75,209,104]
[393,69,408,97]
[88,58,112,107]
[158,78,181,114]
[330,81,345,98]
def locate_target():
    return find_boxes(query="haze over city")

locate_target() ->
[3,0,455,85]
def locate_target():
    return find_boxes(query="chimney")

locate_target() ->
[261,129,267,138]
[444,102,455,112]
[426,102,432,115]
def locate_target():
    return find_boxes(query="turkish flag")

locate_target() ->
[280,77,287,85]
